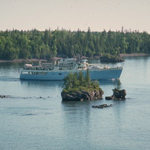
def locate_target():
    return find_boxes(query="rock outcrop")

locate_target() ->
[92,104,112,109]
[61,89,104,101]
[105,89,126,100]
[0,95,10,98]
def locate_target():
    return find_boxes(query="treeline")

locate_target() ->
[0,28,150,60]
[63,70,101,92]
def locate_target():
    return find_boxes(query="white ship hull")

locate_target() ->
[20,67,123,81]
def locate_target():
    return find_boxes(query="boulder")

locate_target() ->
[113,89,126,99]
[105,89,126,100]
[0,95,10,98]
[92,104,112,109]
[105,96,113,100]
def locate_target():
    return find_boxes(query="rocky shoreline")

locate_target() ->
[61,89,104,101]
[61,88,126,101]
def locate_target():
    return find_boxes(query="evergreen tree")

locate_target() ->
[85,69,91,87]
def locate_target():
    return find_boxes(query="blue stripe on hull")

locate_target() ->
[90,69,122,80]
[20,68,122,81]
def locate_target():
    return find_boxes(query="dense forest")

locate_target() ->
[0,28,150,60]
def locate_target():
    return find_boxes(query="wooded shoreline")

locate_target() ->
[0,53,149,63]
[0,29,150,61]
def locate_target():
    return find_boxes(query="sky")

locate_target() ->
[0,0,150,33]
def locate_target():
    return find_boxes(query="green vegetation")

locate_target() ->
[63,70,102,92]
[100,53,124,62]
[0,28,150,60]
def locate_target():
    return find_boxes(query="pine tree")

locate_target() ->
[85,69,91,87]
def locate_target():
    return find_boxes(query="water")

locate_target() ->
[0,57,150,150]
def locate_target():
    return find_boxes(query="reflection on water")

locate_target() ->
[0,76,19,82]
[0,62,23,69]
[20,80,64,87]
[98,79,121,86]
[20,79,120,87]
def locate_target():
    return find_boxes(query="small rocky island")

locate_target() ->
[61,70,104,101]
[105,88,126,100]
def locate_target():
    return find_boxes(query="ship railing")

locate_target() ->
[59,63,75,68]
[23,66,54,70]
[42,63,54,67]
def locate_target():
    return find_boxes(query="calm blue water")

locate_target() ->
[0,57,150,150]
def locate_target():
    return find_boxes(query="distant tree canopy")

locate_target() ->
[0,28,150,60]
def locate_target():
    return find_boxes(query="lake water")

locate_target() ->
[0,57,150,150]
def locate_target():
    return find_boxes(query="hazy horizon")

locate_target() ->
[0,0,150,33]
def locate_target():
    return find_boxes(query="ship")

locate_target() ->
[20,58,123,80]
